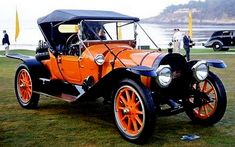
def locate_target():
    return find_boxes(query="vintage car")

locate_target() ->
[203,30,235,51]
[7,10,227,143]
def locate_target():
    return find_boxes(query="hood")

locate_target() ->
[105,44,164,68]
[87,43,165,69]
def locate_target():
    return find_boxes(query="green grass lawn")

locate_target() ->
[0,49,35,56]
[0,50,235,146]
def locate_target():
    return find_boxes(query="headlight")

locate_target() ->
[155,65,172,88]
[192,60,208,81]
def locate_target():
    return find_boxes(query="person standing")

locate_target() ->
[183,32,191,61]
[2,30,10,55]
[172,29,177,52]
[173,29,182,53]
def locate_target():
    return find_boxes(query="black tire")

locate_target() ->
[213,42,223,51]
[184,72,227,125]
[15,64,40,109]
[112,79,155,144]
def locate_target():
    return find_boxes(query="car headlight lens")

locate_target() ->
[155,65,172,88]
[192,60,208,81]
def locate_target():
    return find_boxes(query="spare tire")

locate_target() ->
[35,40,50,61]
[35,52,49,61]
[36,47,48,54]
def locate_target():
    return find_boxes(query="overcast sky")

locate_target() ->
[0,0,193,23]
[0,0,198,44]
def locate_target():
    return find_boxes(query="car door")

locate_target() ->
[232,31,235,46]
[58,54,82,84]
[221,31,231,46]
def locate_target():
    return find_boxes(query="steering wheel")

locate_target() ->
[66,34,87,56]
[66,34,79,49]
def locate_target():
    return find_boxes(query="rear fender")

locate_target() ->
[205,39,223,47]
[7,54,50,79]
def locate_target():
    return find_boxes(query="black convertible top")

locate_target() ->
[37,10,139,47]
[37,9,139,24]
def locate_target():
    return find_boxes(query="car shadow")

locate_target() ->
[38,97,114,124]
[36,96,224,145]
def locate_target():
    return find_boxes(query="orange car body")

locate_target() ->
[42,42,161,87]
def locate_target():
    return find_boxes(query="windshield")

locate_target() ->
[81,20,160,50]
[55,20,160,54]
[82,20,136,41]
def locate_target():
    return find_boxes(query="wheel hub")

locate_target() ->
[20,83,26,88]
[123,108,130,114]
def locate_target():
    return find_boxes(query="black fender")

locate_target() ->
[127,66,157,77]
[188,59,227,69]
[204,39,224,47]
[7,53,50,79]
[99,66,157,87]
[81,66,156,101]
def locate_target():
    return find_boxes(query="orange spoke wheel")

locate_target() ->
[113,79,155,143]
[17,69,33,104]
[193,80,217,119]
[185,72,227,125]
[114,85,145,136]
[15,64,39,109]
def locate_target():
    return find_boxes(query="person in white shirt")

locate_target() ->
[172,29,182,53]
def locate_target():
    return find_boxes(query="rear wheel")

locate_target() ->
[15,64,40,109]
[213,42,223,51]
[113,79,155,144]
[185,72,227,125]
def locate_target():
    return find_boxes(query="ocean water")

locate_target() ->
[139,23,235,49]
[1,23,235,50]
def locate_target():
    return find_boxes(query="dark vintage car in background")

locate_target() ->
[7,10,227,144]
[203,30,235,51]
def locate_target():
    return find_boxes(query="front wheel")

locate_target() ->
[185,72,227,125]
[113,79,155,144]
[15,64,40,109]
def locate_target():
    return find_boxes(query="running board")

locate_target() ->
[34,91,82,103]
[37,78,85,103]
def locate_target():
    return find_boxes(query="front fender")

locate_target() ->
[127,66,157,77]
[205,59,227,68]
[188,59,227,69]
[88,66,156,99]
